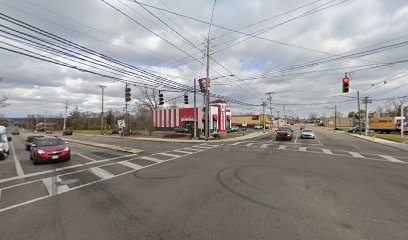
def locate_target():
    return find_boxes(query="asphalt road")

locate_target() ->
[1,126,408,239]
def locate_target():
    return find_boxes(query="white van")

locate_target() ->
[0,125,12,160]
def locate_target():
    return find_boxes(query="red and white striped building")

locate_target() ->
[152,100,232,132]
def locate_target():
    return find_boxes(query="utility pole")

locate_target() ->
[357,91,362,135]
[283,105,286,124]
[44,110,47,131]
[205,38,210,141]
[98,84,107,135]
[266,92,274,128]
[193,78,197,139]
[334,105,337,130]
[63,100,69,131]
[362,96,372,136]
[262,102,266,133]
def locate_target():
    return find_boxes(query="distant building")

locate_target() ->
[36,122,58,131]
[231,114,271,128]
[322,117,354,127]
[151,100,231,132]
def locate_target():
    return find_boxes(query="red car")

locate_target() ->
[275,127,294,141]
[30,137,70,164]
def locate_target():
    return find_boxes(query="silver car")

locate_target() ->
[300,129,315,139]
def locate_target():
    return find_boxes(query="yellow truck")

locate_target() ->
[369,117,407,133]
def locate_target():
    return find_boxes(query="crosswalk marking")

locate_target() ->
[349,152,364,158]
[171,150,193,154]
[191,145,212,149]
[156,152,182,158]
[245,143,254,146]
[182,147,203,152]
[231,142,241,145]
[89,167,115,180]
[260,144,269,148]
[139,156,164,162]
[42,177,70,196]
[299,147,306,152]
[119,161,144,170]
[322,149,333,154]
[379,155,405,163]
[278,145,286,150]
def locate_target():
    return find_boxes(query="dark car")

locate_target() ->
[25,135,44,151]
[30,137,70,164]
[63,130,73,136]
[175,126,190,133]
[275,127,294,141]
[348,125,367,133]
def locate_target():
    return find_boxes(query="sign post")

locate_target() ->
[118,119,126,147]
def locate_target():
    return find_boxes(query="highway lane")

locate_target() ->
[1,140,408,239]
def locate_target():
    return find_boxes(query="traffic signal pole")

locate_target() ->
[357,91,362,135]
[98,84,106,135]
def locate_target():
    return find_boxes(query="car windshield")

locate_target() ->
[37,139,65,147]
[277,128,291,131]
[302,130,313,132]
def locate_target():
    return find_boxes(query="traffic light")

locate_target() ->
[184,94,188,104]
[159,91,164,105]
[342,75,350,93]
[125,87,131,102]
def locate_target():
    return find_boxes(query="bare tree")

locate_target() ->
[308,112,318,120]
[133,87,160,135]
[384,98,408,117]
[0,78,9,108]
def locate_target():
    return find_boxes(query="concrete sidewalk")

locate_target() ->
[73,131,271,143]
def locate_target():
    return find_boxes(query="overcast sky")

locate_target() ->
[0,0,408,118]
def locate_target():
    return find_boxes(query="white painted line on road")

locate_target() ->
[278,145,286,150]
[349,152,364,158]
[230,142,241,145]
[322,149,333,154]
[294,134,299,143]
[245,143,254,146]
[157,152,182,158]
[42,177,69,196]
[119,161,144,170]
[200,144,220,147]
[0,195,49,213]
[10,142,24,177]
[182,147,203,152]
[267,139,275,143]
[139,156,164,162]
[73,152,97,162]
[260,144,269,148]
[89,167,115,180]
[189,145,212,149]
[299,147,306,152]
[379,155,405,163]
[171,150,193,155]
[352,145,361,149]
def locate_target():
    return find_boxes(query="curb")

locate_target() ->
[61,138,144,154]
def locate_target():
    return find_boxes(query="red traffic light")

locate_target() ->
[342,77,350,93]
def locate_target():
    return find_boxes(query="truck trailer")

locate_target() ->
[369,117,408,133]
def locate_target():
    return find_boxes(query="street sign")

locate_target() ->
[117,119,125,128]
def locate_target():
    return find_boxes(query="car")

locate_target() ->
[300,125,306,130]
[174,126,190,133]
[227,126,240,132]
[63,130,73,136]
[300,129,315,139]
[25,135,44,151]
[11,128,20,135]
[275,127,294,141]
[254,124,263,130]
[30,137,70,164]
[348,125,367,133]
